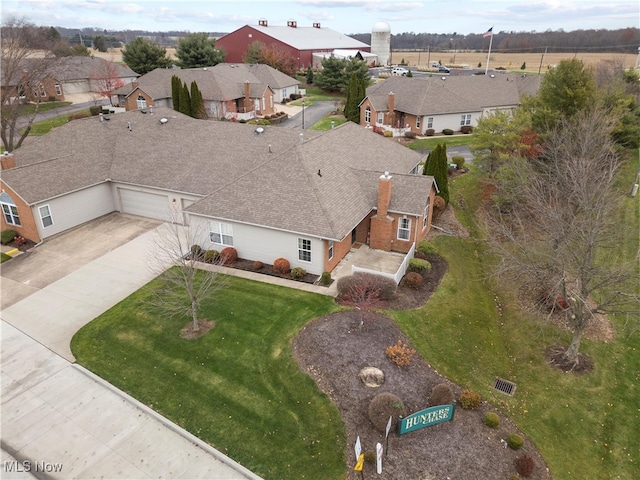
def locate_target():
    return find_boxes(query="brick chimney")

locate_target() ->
[377,171,392,217]
[1,152,15,171]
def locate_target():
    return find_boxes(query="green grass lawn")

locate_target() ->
[72,276,345,480]
[409,134,474,150]
[310,116,348,131]
[18,101,72,115]
[22,111,90,136]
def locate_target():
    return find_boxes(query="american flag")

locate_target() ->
[483,27,493,38]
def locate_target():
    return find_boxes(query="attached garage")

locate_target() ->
[118,188,170,221]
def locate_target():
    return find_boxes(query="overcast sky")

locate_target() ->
[2,0,638,35]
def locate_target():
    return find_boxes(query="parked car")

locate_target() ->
[391,67,409,76]
[438,65,450,73]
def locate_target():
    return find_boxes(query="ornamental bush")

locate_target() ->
[252,261,263,270]
[459,389,482,409]
[432,195,446,220]
[515,455,535,477]
[290,267,307,279]
[442,128,454,135]
[204,249,219,263]
[1,229,17,245]
[425,128,435,136]
[337,273,397,301]
[368,392,407,432]
[428,383,454,406]
[460,125,473,134]
[385,340,416,367]
[484,412,500,428]
[383,130,393,137]
[273,257,290,274]
[416,241,438,256]
[451,156,466,169]
[408,258,431,273]
[190,244,204,260]
[507,433,524,450]
[403,271,423,289]
[220,247,238,265]
[320,271,332,285]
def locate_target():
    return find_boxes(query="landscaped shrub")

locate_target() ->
[403,271,423,289]
[89,105,102,116]
[408,258,431,273]
[290,267,307,279]
[460,125,473,134]
[337,272,397,301]
[252,261,263,270]
[428,383,454,406]
[442,128,454,135]
[385,340,416,367]
[69,111,90,121]
[507,433,524,450]
[484,412,500,428]
[368,392,407,432]
[451,156,466,169]
[515,455,535,477]
[383,130,393,137]
[204,249,219,263]
[1,229,17,245]
[220,247,238,265]
[190,244,204,260]
[459,389,482,409]
[425,128,435,136]
[404,131,417,139]
[273,257,290,274]
[320,271,331,285]
[432,195,446,220]
[416,241,437,256]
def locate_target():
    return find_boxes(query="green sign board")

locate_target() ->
[397,404,454,435]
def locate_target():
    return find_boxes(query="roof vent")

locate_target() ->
[299,132,304,143]
[441,76,446,80]
[255,127,264,134]
[258,19,268,27]
[490,74,495,78]
[159,117,168,124]
[149,106,153,114]
[99,113,104,122]
[287,20,297,28]
[127,121,132,131]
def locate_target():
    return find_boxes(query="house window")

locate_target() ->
[365,106,371,123]
[298,238,311,262]
[423,200,430,229]
[55,84,62,95]
[398,217,411,240]
[137,95,147,109]
[377,112,383,124]
[416,116,421,129]
[38,205,53,228]
[210,222,233,246]
[460,114,472,126]
[1,202,20,226]
[427,117,433,128]
[40,84,46,97]
[328,241,334,261]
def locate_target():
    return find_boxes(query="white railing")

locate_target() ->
[351,243,416,285]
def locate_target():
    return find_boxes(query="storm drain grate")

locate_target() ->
[493,377,516,396]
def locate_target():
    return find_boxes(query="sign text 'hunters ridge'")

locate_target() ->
[397,405,454,435]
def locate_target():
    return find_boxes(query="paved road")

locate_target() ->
[279,100,337,129]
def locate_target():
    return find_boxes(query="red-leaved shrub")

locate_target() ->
[273,257,290,274]
[220,247,238,265]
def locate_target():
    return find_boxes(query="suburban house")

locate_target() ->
[216,19,371,68]
[359,73,541,136]
[114,63,300,120]
[0,107,436,276]
[0,61,65,102]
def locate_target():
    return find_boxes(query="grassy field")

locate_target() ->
[72,153,639,479]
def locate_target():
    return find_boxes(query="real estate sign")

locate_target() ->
[397,404,454,435]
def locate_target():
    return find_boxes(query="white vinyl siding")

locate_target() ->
[39,204,53,228]
[210,222,234,246]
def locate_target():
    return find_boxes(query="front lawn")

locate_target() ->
[409,134,474,150]
[71,277,345,479]
[18,101,72,115]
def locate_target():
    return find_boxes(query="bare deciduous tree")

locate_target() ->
[148,212,227,333]
[90,61,124,106]
[487,108,639,366]
[1,16,59,151]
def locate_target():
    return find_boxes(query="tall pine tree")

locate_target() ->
[423,144,450,204]
[190,81,205,119]
[179,82,192,117]
[171,75,182,112]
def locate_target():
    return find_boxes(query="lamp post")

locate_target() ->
[302,99,305,129]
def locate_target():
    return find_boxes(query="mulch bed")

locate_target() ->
[230,258,320,285]
[5,237,37,252]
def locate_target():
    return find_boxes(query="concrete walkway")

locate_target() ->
[1,222,261,480]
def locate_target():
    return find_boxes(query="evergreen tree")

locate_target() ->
[314,56,348,91]
[306,65,314,84]
[423,144,449,204]
[122,37,172,75]
[179,82,192,117]
[175,32,225,68]
[190,81,205,119]
[242,41,263,64]
[171,75,182,112]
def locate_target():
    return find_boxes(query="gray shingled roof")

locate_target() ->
[211,63,300,89]
[5,107,430,241]
[220,24,369,51]
[364,73,541,115]
[54,56,139,81]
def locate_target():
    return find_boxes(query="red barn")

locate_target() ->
[216,19,370,68]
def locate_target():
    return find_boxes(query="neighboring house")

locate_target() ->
[53,56,139,98]
[359,73,541,136]
[0,107,436,275]
[216,19,371,68]
[0,58,66,102]
[114,63,299,120]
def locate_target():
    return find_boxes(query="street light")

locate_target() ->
[301,99,305,129]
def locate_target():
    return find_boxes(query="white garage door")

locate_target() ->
[119,189,169,220]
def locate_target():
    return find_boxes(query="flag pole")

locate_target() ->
[484,32,493,75]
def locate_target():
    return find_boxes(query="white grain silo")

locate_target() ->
[371,21,391,66]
